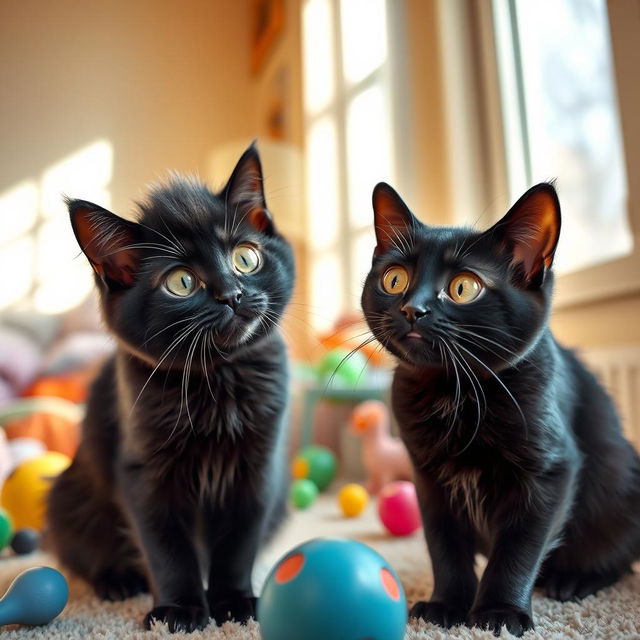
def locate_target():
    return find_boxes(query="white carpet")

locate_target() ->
[1,493,639,639]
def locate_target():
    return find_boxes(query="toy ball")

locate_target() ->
[11,528,41,555]
[378,481,422,536]
[0,567,68,626]
[338,483,369,517]
[316,349,367,387]
[258,537,407,640]
[1,452,71,530]
[291,445,337,491]
[290,479,318,509]
[0,508,13,550]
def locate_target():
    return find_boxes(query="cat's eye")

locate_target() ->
[232,244,261,274]
[448,272,483,304]
[165,268,197,297]
[382,266,409,294]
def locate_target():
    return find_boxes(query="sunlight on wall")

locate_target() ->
[0,139,113,315]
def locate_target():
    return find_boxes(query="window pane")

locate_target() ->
[340,0,387,84]
[502,0,632,274]
[40,139,113,220]
[302,0,335,114]
[306,117,340,250]
[346,84,393,228]
[0,237,34,309]
[0,181,38,246]
[310,252,342,331]
[350,228,376,309]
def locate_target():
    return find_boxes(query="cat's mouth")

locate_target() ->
[406,331,423,339]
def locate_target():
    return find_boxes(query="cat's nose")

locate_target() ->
[400,303,430,322]
[216,290,242,310]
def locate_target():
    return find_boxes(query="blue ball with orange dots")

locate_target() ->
[258,537,407,640]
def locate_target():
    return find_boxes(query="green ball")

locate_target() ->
[299,445,337,491]
[317,349,367,387]
[290,479,319,509]
[0,508,14,550]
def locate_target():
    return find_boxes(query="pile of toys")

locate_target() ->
[289,399,422,538]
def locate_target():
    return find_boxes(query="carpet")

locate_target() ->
[1,493,639,639]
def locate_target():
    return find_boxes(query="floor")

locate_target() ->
[0,492,639,639]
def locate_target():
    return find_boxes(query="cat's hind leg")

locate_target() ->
[537,566,632,601]
[47,460,149,601]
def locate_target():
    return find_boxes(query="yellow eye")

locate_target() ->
[165,268,197,297]
[448,272,483,304]
[382,266,409,294]
[232,244,261,274]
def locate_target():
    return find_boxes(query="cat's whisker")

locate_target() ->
[453,341,528,437]
[130,321,200,418]
[136,220,186,256]
[454,331,519,367]
[143,315,199,346]
[199,332,217,404]
[438,338,462,438]
[183,328,203,436]
[457,323,529,345]
[447,341,484,455]
[390,224,411,256]
[323,335,379,392]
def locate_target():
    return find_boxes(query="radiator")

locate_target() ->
[578,345,640,449]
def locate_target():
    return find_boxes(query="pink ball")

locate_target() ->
[377,481,421,536]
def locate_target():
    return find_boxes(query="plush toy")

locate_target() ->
[350,400,412,494]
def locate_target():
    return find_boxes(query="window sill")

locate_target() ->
[553,242,640,309]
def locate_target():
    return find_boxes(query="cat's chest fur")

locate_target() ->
[118,338,287,500]
[392,366,537,531]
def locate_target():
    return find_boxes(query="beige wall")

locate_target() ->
[0,0,254,214]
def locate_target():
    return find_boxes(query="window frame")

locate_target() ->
[470,0,640,308]
[302,0,398,328]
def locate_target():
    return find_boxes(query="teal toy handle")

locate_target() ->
[0,567,68,626]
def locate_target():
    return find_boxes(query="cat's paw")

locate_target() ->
[209,595,257,625]
[410,600,468,628]
[93,568,149,601]
[469,604,533,637]
[144,604,210,633]
[540,568,624,601]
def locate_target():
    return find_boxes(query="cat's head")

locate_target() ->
[361,182,561,372]
[68,143,294,366]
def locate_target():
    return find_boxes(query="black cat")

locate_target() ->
[361,181,640,636]
[47,144,294,633]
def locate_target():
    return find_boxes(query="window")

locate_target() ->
[0,140,112,314]
[302,0,395,330]
[492,0,633,275]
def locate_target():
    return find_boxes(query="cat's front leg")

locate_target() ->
[469,466,574,637]
[120,465,209,633]
[411,473,478,628]
[204,498,266,625]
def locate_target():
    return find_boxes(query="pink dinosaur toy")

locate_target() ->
[350,400,413,494]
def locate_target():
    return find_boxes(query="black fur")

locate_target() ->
[361,182,640,636]
[47,144,294,633]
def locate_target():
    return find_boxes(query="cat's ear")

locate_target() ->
[488,182,561,287]
[372,182,417,255]
[67,198,142,288]
[224,143,274,234]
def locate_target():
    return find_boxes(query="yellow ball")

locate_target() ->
[338,483,369,518]
[1,452,71,530]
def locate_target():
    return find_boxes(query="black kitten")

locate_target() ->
[47,144,294,633]
[361,182,640,636]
